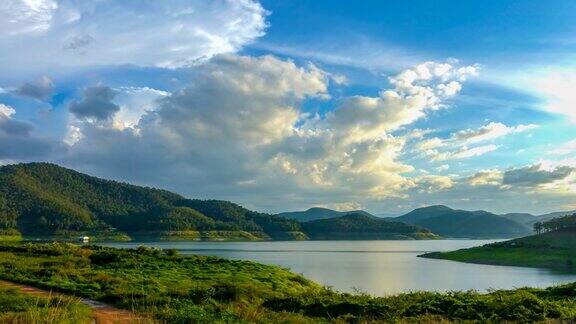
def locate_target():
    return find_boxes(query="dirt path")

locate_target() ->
[0,280,149,324]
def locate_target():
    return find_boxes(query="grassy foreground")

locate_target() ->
[421,229,576,270]
[0,284,92,323]
[0,243,575,323]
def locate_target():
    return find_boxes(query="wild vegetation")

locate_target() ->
[0,242,574,323]
[0,284,92,323]
[0,163,433,241]
[422,216,576,270]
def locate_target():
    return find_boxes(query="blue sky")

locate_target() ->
[1,0,576,215]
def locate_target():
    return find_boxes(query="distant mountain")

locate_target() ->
[531,210,576,225]
[300,213,438,240]
[500,213,537,225]
[278,207,376,222]
[396,205,532,238]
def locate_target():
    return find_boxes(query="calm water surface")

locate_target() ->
[101,240,576,296]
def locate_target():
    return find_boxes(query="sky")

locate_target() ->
[1,0,576,215]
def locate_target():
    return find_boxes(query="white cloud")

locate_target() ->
[0,0,58,36]
[468,169,503,186]
[533,71,576,122]
[502,163,575,188]
[452,144,499,159]
[414,122,537,161]
[549,139,576,155]
[413,175,454,193]
[0,0,268,68]
[112,87,170,130]
[0,104,16,118]
[436,164,450,172]
[454,122,538,144]
[316,202,364,212]
[64,125,82,146]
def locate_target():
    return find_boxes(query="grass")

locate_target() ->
[0,230,22,243]
[0,285,92,323]
[421,229,576,270]
[0,242,574,322]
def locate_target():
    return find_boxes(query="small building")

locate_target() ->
[78,236,90,243]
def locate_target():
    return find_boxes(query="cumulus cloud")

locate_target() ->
[467,169,503,186]
[13,76,54,101]
[316,202,364,212]
[413,175,454,193]
[0,103,63,159]
[502,164,575,187]
[112,87,170,130]
[69,86,120,121]
[0,0,267,68]
[55,56,477,209]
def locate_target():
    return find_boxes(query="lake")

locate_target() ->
[101,240,576,296]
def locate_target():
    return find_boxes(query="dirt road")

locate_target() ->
[0,280,149,324]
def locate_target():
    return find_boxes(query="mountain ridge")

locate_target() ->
[396,205,532,238]
[277,207,376,222]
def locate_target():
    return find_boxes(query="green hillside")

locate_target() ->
[301,213,439,240]
[396,205,532,238]
[0,163,303,241]
[278,207,376,222]
[421,215,576,270]
[0,163,434,241]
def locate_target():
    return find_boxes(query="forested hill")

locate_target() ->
[396,205,532,238]
[278,207,376,222]
[301,213,438,240]
[0,163,436,241]
[0,163,302,240]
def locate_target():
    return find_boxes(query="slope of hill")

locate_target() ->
[529,210,576,225]
[301,213,439,240]
[0,163,434,241]
[277,207,375,222]
[0,163,304,241]
[421,228,576,270]
[500,212,536,224]
[396,205,532,238]
[422,214,576,269]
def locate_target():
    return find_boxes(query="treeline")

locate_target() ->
[533,214,576,234]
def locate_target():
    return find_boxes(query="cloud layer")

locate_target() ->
[0,0,268,68]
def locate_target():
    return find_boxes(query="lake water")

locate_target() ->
[101,240,576,296]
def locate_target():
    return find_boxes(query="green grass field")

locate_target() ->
[0,242,574,322]
[0,285,91,323]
